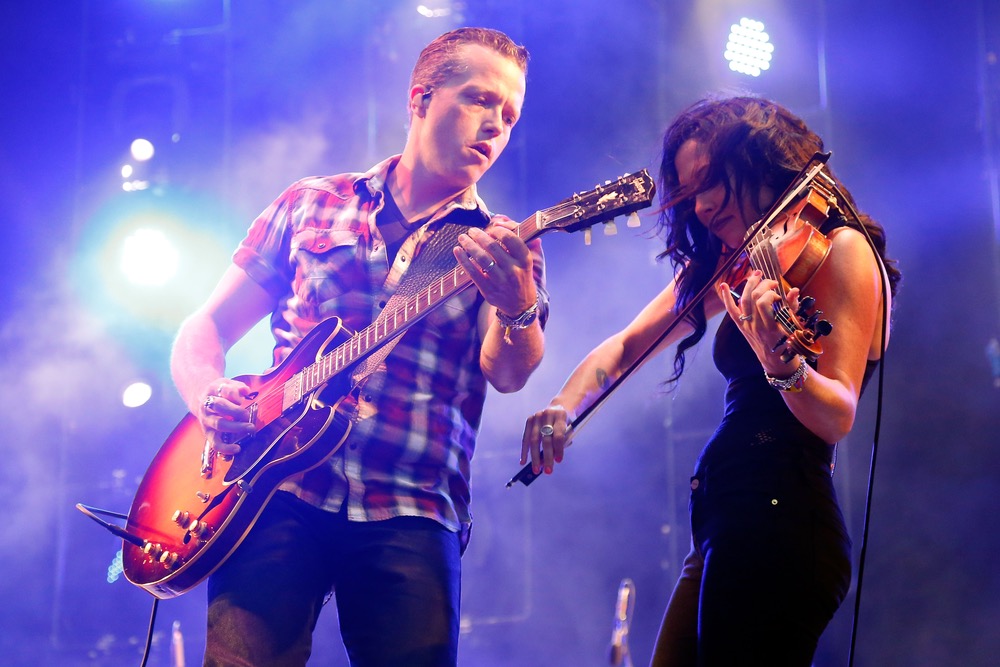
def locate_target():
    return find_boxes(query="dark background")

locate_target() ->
[1,1,998,665]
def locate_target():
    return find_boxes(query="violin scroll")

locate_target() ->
[769,292,833,364]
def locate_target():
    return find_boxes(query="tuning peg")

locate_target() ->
[584,227,593,245]
[626,211,641,228]
[604,220,618,236]
[795,296,816,319]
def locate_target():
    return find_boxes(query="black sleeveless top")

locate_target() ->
[688,315,876,544]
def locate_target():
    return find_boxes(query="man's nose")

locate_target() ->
[481,108,503,137]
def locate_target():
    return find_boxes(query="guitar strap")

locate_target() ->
[351,209,485,384]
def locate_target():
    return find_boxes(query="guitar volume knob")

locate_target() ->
[159,550,180,568]
[188,520,211,539]
[172,510,191,528]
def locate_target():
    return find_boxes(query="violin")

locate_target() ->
[507,154,843,488]
[723,177,842,363]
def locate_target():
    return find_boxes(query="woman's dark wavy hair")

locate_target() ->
[656,95,901,383]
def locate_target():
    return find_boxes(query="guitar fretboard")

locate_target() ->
[279,213,547,408]
[274,170,653,410]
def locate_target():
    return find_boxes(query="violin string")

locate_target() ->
[751,220,803,341]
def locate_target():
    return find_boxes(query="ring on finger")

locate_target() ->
[484,260,496,274]
[204,396,216,412]
[738,314,752,322]
[539,424,555,437]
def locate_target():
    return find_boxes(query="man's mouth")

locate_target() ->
[471,142,492,160]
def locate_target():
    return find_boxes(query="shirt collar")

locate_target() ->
[352,155,492,226]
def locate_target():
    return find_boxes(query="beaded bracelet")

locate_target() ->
[764,355,809,392]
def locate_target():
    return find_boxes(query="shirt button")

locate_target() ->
[771,498,779,506]
[317,242,326,249]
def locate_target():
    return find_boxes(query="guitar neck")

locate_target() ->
[283,212,548,404]
[279,169,655,408]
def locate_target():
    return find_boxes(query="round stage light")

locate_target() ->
[122,381,153,408]
[130,138,155,162]
[724,17,774,77]
[120,227,179,286]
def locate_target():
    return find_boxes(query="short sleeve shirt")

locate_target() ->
[232,156,548,542]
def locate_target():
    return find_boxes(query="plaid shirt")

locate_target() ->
[233,156,547,544]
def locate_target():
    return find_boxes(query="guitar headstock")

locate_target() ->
[531,170,656,239]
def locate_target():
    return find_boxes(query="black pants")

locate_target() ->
[651,462,851,666]
[203,491,462,667]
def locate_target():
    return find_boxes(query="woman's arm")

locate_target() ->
[520,277,722,475]
[718,227,889,444]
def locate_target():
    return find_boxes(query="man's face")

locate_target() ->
[410,44,526,192]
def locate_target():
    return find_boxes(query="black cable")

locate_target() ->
[74,503,162,666]
[75,503,145,547]
[824,186,892,667]
[140,597,160,667]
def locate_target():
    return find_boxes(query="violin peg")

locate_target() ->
[796,295,816,316]
[626,211,641,228]
[584,227,593,246]
[603,220,618,236]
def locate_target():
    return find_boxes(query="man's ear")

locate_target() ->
[409,85,431,118]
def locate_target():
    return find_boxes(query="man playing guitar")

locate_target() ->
[169,27,545,666]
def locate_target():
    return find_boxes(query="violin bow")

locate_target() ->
[507,152,833,488]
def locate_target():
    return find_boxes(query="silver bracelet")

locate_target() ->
[764,355,808,392]
[495,296,539,344]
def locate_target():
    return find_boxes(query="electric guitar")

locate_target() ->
[122,170,656,599]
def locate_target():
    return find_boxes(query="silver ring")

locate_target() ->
[216,385,225,396]
[484,260,496,274]
[204,396,216,412]
[738,314,752,322]
[539,424,555,437]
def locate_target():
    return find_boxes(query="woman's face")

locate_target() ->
[674,138,775,250]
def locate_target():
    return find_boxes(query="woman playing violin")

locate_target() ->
[521,95,901,666]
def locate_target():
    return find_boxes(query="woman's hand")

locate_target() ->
[718,269,803,376]
[521,403,575,475]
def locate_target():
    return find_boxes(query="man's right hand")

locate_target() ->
[198,379,256,456]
